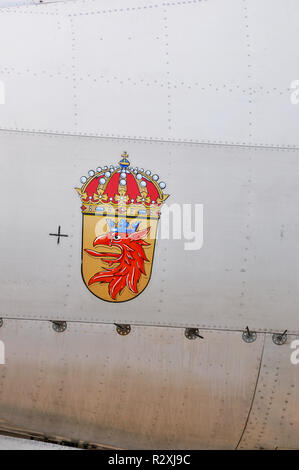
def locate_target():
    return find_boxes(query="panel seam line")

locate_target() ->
[235,333,266,449]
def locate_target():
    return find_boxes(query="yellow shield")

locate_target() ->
[81,214,158,302]
[76,153,169,303]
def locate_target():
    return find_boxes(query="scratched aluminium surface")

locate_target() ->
[0,130,299,332]
[0,319,264,449]
[0,0,299,451]
[238,334,299,450]
[0,0,298,148]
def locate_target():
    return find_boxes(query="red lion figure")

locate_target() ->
[85,225,150,300]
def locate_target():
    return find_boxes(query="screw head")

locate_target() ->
[116,324,131,336]
[52,321,67,333]
[185,328,201,340]
[272,332,287,345]
[242,329,257,343]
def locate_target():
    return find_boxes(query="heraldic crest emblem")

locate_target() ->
[75,152,169,302]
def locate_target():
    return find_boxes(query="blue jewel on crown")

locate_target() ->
[107,218,140,234]
[119,151,130,169]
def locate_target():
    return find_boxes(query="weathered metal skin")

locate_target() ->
[0,320,265,449]
[1,0,299,450]
[239,334,299,450]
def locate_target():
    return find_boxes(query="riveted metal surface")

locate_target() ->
[238,334,299,450]
[0,1,33,7]
[0,320,264,449]
[0,0,298,147]
[0,131,299,333]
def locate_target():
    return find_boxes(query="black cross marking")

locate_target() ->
[49,226,69,245]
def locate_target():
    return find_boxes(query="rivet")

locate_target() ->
[272,330,287,345]
[184,328,204,340]
[115,324,131,336]
[52,321,67,333]
[242,326,257,343]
